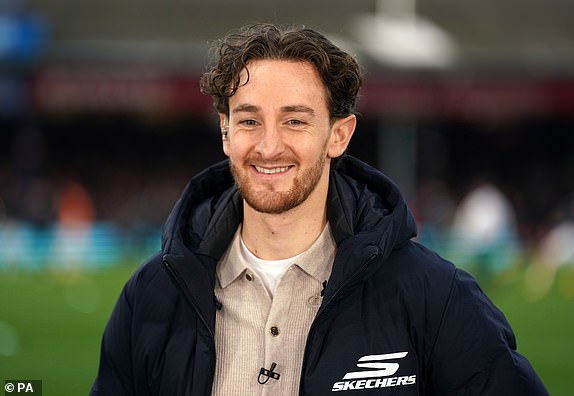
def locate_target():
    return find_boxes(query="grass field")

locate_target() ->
[0,265,572,395]
[0,266,135,395]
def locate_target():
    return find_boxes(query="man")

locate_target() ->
[91,24,547,395]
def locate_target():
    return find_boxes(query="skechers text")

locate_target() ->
[332,352,417,392]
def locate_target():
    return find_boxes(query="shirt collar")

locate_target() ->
[293,224,336,282]
[217,223,336,288]
[217,226,245,288]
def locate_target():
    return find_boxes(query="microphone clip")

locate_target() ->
[258,362,280,384]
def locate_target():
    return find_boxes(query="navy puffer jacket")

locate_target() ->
[91,156,547,395]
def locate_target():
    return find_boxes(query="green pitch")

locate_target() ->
[0,266,135,395]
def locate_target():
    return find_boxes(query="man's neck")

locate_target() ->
[241,199,328,260]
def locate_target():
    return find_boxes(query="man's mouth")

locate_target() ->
[254,165,292,175]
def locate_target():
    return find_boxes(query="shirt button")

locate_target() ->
[308,295,322,306]
[245,272,254,281]
[269,326,280,337]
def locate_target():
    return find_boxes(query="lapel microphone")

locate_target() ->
[258,362,280,384]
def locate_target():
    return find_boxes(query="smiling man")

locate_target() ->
[222,59,355,260]
[91,24,547,395]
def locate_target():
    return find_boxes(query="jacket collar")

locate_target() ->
[162,156,415,260]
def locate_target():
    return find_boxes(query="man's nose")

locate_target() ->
[254,124,285,159]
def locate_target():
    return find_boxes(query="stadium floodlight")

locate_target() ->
[352,0,457,68]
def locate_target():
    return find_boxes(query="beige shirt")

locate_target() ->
[212,225,336,396]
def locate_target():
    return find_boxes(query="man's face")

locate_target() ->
[221,59,342,215]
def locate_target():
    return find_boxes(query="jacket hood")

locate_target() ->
[328,155,417,249]
[162,155,417,263]
[322,155,417,292]
[161,160,240,259]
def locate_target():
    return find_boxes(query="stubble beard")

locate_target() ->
[230,149,328,215]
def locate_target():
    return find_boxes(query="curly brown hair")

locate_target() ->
[200,23,363,119]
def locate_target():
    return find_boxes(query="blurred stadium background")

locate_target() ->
[1,0,573,394]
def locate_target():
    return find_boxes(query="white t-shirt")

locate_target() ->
[239,240,301,295]
[239,226,330,295]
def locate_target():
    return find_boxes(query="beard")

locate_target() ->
[230,148,328,215]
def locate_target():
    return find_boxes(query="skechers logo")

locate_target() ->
[332,352,417,392]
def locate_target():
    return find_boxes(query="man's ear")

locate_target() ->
[327,114,356,159]
[219,113,230,156]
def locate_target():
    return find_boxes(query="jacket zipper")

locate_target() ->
[162,255,215,337]
[298,249,379,394]
[162,255,217,393]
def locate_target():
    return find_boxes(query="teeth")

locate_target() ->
[255,166,290,174]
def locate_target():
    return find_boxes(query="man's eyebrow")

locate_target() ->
[232,104,260,114]
[281,105,315,115]
[231,104,315,115]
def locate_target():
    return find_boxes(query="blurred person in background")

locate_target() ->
[450,182,521,280]
[528,193,574,300]
[91,24,547,395]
